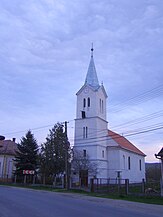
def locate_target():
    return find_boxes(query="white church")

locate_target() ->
[73,47,146,184]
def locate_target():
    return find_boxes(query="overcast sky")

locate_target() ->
[0,0,163,162]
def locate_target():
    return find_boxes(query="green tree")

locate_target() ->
[146,163,161,182]
[39,123,70,184]
[14,130,39,182]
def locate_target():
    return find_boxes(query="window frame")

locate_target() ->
[83,98,86,108]
[83,149,86,157]
[128,156,131,170]
[88,97,90,107]
[139,159,142,171]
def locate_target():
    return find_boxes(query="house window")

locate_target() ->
[139,159,142,171]
[83,149,86,157]
[8,161,12,176]
[88,97,90,107]
[100,99,101,112]
[128,157,131,170]
[83,98,86,108]
[102,150,104,158]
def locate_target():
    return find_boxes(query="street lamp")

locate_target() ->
[155,147,163,197]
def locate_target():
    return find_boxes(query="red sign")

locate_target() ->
[23,170,35,175]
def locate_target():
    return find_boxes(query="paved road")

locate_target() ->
[0,186,163,217]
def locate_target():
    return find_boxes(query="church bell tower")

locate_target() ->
[74,46,108,178]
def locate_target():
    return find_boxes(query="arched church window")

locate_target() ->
[86,127,88,138]
[123,155,125,169]
[83,127,88,138]
[128,156,131,170]
[83,98,86,108]
[83,127,85,138]
[102,100,104,113]
[88,97,90,107]
[139,159,142,171]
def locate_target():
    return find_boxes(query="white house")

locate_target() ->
[0,138,18,182]
[73,48,146,184]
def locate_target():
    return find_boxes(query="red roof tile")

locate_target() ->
[0,140,18,155]
[108,130,146,156]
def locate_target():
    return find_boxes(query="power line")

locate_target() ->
[109,84,163,108]
[68,120,163,140]
[74,125,163,145]
[2,84,163,141]
[3,119,74,136]
[108,84,163,113]
[111,109,163,129]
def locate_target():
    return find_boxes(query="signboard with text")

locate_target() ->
[23,170,35,175]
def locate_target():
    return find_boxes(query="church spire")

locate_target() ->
[85,44,100,89]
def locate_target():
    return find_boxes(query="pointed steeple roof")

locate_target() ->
[85,45,100,89]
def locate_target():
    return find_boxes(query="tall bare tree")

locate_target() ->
[71,150,98,177]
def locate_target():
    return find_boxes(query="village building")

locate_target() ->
[0,137,18,182]
[73,48,146,184]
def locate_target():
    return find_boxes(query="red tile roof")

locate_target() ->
[108,130,146,156]
[0,140,18,155]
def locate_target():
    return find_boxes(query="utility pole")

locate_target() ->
[155,147,163,197]
[64,121,69,190]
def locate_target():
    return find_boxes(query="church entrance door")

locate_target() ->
[79,170,88,187]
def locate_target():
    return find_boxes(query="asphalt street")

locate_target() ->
[0,186,163,217]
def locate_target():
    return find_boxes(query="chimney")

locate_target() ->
[12,138,16,142]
